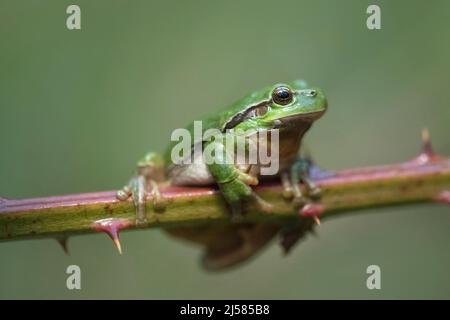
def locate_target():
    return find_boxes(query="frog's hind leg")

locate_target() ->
[281,171,305,206]
[293,156,322,199]
[116,152,167,225]
[281,155,334,227]
[281,156,323,206]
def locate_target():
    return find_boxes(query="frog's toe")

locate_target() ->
[116,175,148,225]
[153,198,167,212]
[253,193,273,213]
[116,185,133,201]
[288,179,307,208]
[308,185,322,200]
[282,188,294,200]
[238,171,259,186]
[292,194,307,207]
[302,176,321,200]
[129,175,148,225]
[116,187,131,201]
[280,172,296,200]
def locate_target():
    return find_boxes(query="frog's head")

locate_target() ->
[226,80,327,132]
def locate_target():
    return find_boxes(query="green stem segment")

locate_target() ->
[1,155,449,242]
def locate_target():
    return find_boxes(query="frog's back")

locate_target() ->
[164,87,271,163]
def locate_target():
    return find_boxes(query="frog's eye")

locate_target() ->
[272,86,293,105]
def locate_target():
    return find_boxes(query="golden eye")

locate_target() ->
[272,86,293,105]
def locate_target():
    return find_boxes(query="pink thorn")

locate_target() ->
[409,129,442,165]
[300,203,325,225]
[436,191,450,206]
[92,218,131,254]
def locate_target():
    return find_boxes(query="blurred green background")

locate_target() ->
[1,0,449,299]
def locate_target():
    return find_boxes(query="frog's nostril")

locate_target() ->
[301,90,317,97]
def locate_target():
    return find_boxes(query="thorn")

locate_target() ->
[422,127,430,144]
[313,216,321,225]
[421,128,434,156]
[113,237,123,255]
[91,218,131,255]
[56,236,70,255]
[299,203,325,225]
[408,129,442,165]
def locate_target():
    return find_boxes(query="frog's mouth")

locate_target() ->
[273,110,325,127]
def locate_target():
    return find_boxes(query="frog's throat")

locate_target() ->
[272,110,325,129]
[280,110,325,123]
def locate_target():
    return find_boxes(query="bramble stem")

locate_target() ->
[1,150,449,242]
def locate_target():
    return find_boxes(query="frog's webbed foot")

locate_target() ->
[148,180,167,211]
[281,172,305,206]
[117,175,148,225]
[251,193,273,213]
[278,156,324,251]
[281,174,318,208]
[281,156,322,212]
[116,152,167,225]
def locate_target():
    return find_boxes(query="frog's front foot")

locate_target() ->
[237,171,273,213]
[252,193,274,213]
[218,172,273,222]
[116,176,167,225]
[228,194,273,223]
[117,152,167,225]
[117,175,148,225]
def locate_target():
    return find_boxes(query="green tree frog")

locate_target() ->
[117,80,327,270]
